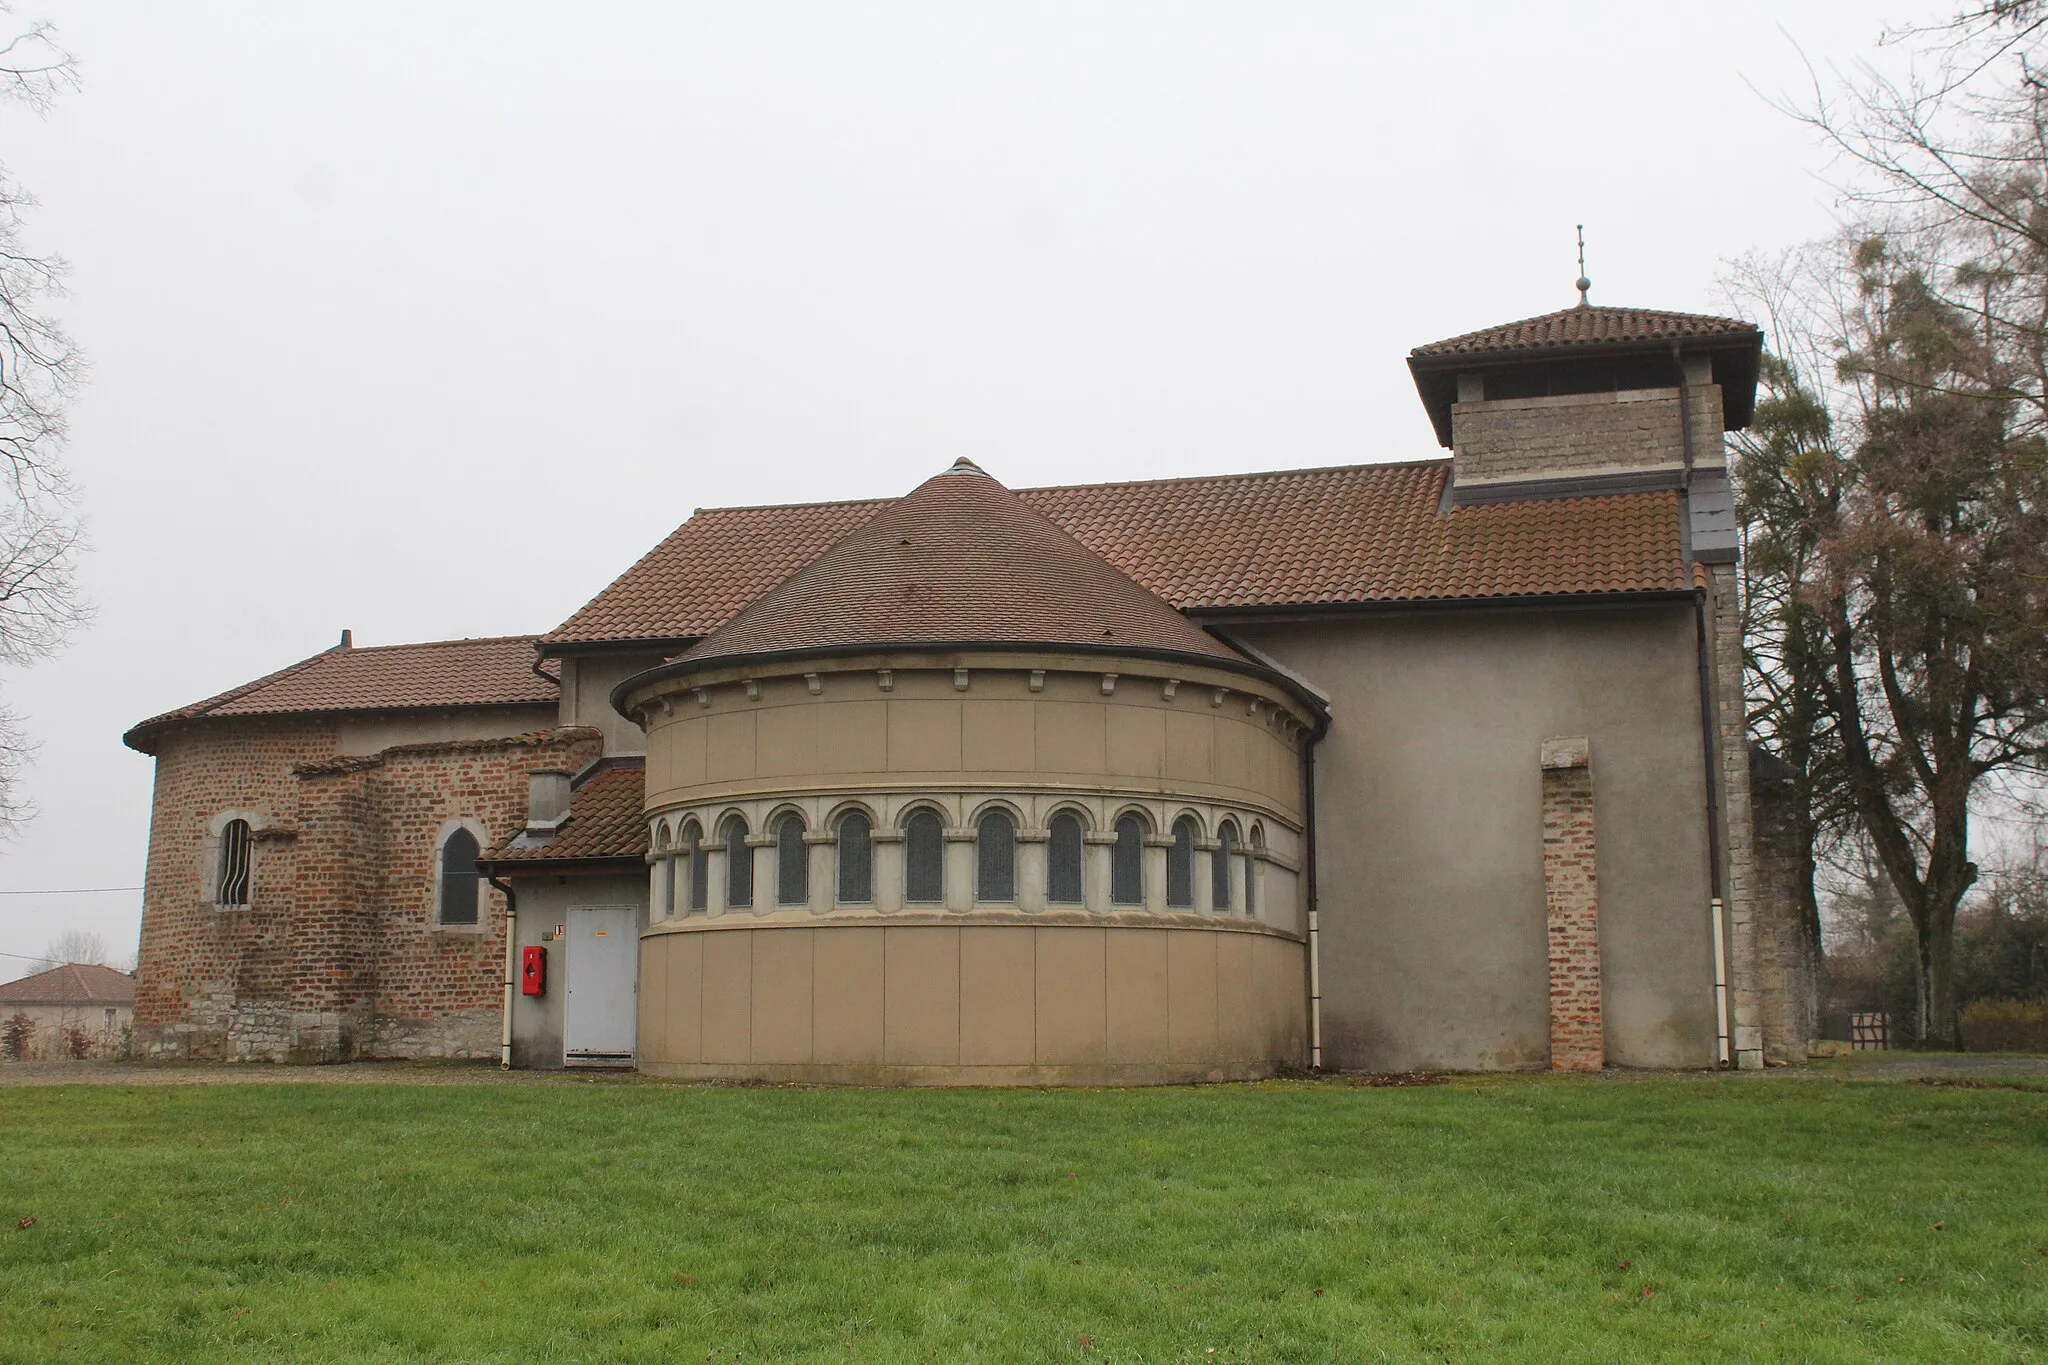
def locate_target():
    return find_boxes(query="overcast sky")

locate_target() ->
[0,1,1947,976]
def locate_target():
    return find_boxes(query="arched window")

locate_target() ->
[776,812,808,906]
[1213,820,1238,912]
[1047,811,1084,904]
[438,827,481,925]
[682,820,707,913]
[1246,825,1262,916]
[836,809,873,904]
[723,815,753,908]
[1111,813,1145,906]
[904,808,944,904]
[976,809,1016,902]
[216,818,252,907]
[1167,816,1197,909]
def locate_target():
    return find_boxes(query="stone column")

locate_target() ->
[706,846,728,916]
[1143,837,1170,914]
[746,834,775,914]
[1541,735,1603,1071]
[1083,833,1116,913]
[1017,829,1048,913]
[804,831,835,913]
[944,827,976,911]
[871,829,904,913]
[1193,838,1218,914]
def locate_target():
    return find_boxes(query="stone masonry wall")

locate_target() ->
[1750,749,1818,1062]
[1710,561,1767,1067]
[135,716,601,1062]
[1452,384,1725,487]
[1540,735,1603,1071]
[134,718,336,1059]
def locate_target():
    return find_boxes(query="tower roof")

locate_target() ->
[669,458,1249,671]
[1406,303,1764,447]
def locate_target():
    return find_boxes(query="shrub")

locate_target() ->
[1,1011,31,1061]
[1960,999,2048,1054]
[61,1024,92,1059]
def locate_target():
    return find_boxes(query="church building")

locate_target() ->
[125,300,1817,1078]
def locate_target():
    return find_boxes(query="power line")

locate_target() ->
[0,886,140,895]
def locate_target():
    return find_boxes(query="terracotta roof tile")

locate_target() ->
[676,460,1246,668]
[543,498,887,647]
[1411,304,1759,358]
[0,962,137,1005]
[126,637,559,752]
[482,760,647,864]
[547,461,1688,648]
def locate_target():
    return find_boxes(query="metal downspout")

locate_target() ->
[1304,739,1323,1071]
[489,874,518,1070]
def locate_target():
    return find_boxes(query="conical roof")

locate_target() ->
[672,459,1248,669]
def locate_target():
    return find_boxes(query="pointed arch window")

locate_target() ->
[723,815,753,908]
[1111,813,1145,906]
[976,809,1016,903]
[438,828,481,925]
[776,812,808,906]
[1047,811,1084,904]
[904,809,945,904]
[1166,816,1197,909]
[216,819,252,907]
[682,820,707,913]
[1213,820,1238,912]
[836,810,873,904]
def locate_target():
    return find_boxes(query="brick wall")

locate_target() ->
[1452,384,1725,487]
[135,717,601,1061]
[1540,735,1603,1071]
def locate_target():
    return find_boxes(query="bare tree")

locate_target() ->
[40,927,106,967]
[0,6,86,834]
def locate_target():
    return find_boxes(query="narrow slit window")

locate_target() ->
[216,818,252,907]
[724,816,753,908]
[976,810,1016,902]
[776,813,808,906]
[1047,812,1084,904]
[1213,820,1237,911]
[1111,814,1145,906]
[837,810,873,904]
[1167,817,1197,909]
[683,821,707,912]
[438,827,480,925]
[904,809,944,904]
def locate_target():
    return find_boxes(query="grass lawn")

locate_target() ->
[1,1072,2044,1362]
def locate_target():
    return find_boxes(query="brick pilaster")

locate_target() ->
[1541,735,1603,1071]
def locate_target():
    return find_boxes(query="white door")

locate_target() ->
[564,905,637,1066]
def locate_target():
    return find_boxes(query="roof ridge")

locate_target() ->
[338,634,541,654]
[688,494,894,515]
[1018,458,1444,498]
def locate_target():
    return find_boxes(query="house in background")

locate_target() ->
[124,296,1819,1078]
[0,963,137,1059]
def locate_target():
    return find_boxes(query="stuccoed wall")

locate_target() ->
[505,872,649,1070]
[637,920,1305,1085]
[620,651,1317,1083]
[1237,603,1720,1072]
[636,655,1308,821]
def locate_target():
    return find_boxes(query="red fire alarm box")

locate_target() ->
[520,944,547,997]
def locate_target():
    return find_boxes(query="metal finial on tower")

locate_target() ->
[1575,225,1592,307]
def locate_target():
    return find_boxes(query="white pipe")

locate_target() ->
[1710,895,1730,1067]
[1308,907,1323,1070]
[494,878,517,1070]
